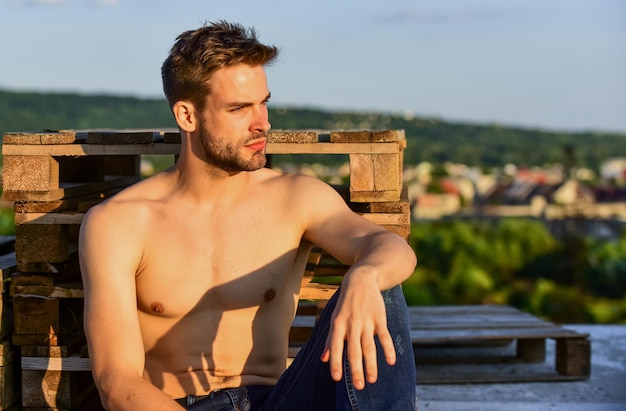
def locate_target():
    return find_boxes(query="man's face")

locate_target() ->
[197,64,271,172]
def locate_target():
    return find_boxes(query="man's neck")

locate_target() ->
[169,156,254,206]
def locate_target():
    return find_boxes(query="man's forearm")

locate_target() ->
[349,231,417,290]
[96,371,184,411]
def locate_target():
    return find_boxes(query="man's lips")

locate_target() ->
[245,139,266,151]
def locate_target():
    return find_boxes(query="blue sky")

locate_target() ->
[0,0,624,133]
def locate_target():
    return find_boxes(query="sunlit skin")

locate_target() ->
[79,64,417,410]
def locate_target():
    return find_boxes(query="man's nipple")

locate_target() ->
[264,288,276,302]
[150,302,164,314]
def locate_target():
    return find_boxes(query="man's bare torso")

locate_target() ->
[102,167,313,399]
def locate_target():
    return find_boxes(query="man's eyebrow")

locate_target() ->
[225,92,272,109]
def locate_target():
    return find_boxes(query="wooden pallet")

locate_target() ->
[0,238,18,410]
[2,128,410,409]
[409,305,591,383]
[2,129,406,203]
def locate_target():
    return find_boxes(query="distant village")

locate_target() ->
[274,157,626,239]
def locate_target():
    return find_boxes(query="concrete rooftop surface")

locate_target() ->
[415,324,626,411]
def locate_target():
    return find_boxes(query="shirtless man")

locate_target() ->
[79,20,417,410]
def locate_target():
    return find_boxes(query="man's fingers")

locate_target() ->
[361,334,378,384]
[347,331,365,390]
[327,322,346,382]
[377,327,397,365]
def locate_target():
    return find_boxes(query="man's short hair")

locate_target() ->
[161,20,279,111]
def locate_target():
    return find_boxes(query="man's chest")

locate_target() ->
[134,212,307,317]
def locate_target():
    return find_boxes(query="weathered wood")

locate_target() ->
[268,130,320,143]
[22,355,91,372]
[15,212,84,226]
[556,337,591,376]
[12,296,60,337]
[2,130,81,145]
[516,338,546,362]
[15,225,68,264]
[1,156,59,194]
[58,156,105,183]
[12,283,84,299]
[298,284,339,301]
[21,369,72,408]
[103,155,140,176]
[12,334,58,347]
[86,130,158,145]
[349,153,402,201]
[0,358,16,410]
[268,142,402,155]
[13,187,123,213]
[409,305,591,383]
[3,175,139,202]
[330,129,404,143]
[2,143,181,157]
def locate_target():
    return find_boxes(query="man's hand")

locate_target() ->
[320,271,397,390]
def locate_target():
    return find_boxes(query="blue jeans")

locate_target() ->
[182,286,416,410]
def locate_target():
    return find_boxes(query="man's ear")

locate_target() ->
[173,101,197,133]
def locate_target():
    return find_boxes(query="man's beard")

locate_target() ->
[198,121,267,173]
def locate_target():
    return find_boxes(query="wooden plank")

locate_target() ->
[330,129,404,143]
[2,130,81,145]
[86,130,159,144]
[104,155,140,176]
[12,296,60,336]
[517,338,546,362]
[556,337,591,376]
[408,305,523,315]
[0,359,17,410]
[1,155,59,193]
[409,312,552,327]
[298,284,338,300]
[21,340,85,359]
[3,175,139,202]
[15,212,85,225]
[268,130,320,143]
[360,212,409,226]
[269,142,402,155]
[13,187,123,213]
[12,283,84,299]
[21,369,72,408]
[2,143,181,157]
[349,190,402,202]
[410,327,585,343]
[2,140,403,156]
[58,156,105,183]
[12,333,58,346]
[22,355,91,372]
[15,224,68,263]
[416,371,590,384]
[349,153,401,195]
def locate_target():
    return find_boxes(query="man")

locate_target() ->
[79,20,417,410]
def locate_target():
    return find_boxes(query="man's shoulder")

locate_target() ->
[83,177,163,226]
[257,168,331,191]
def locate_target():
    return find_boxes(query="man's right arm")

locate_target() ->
[79,203,184,411]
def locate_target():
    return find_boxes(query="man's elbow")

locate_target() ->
[91,366,139,410]
[402,242,418,281]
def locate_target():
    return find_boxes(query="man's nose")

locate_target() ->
[251,106,271,133]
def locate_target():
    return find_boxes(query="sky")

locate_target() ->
[0,0,625,133]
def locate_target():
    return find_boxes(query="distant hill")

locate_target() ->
[1,89,625,171]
